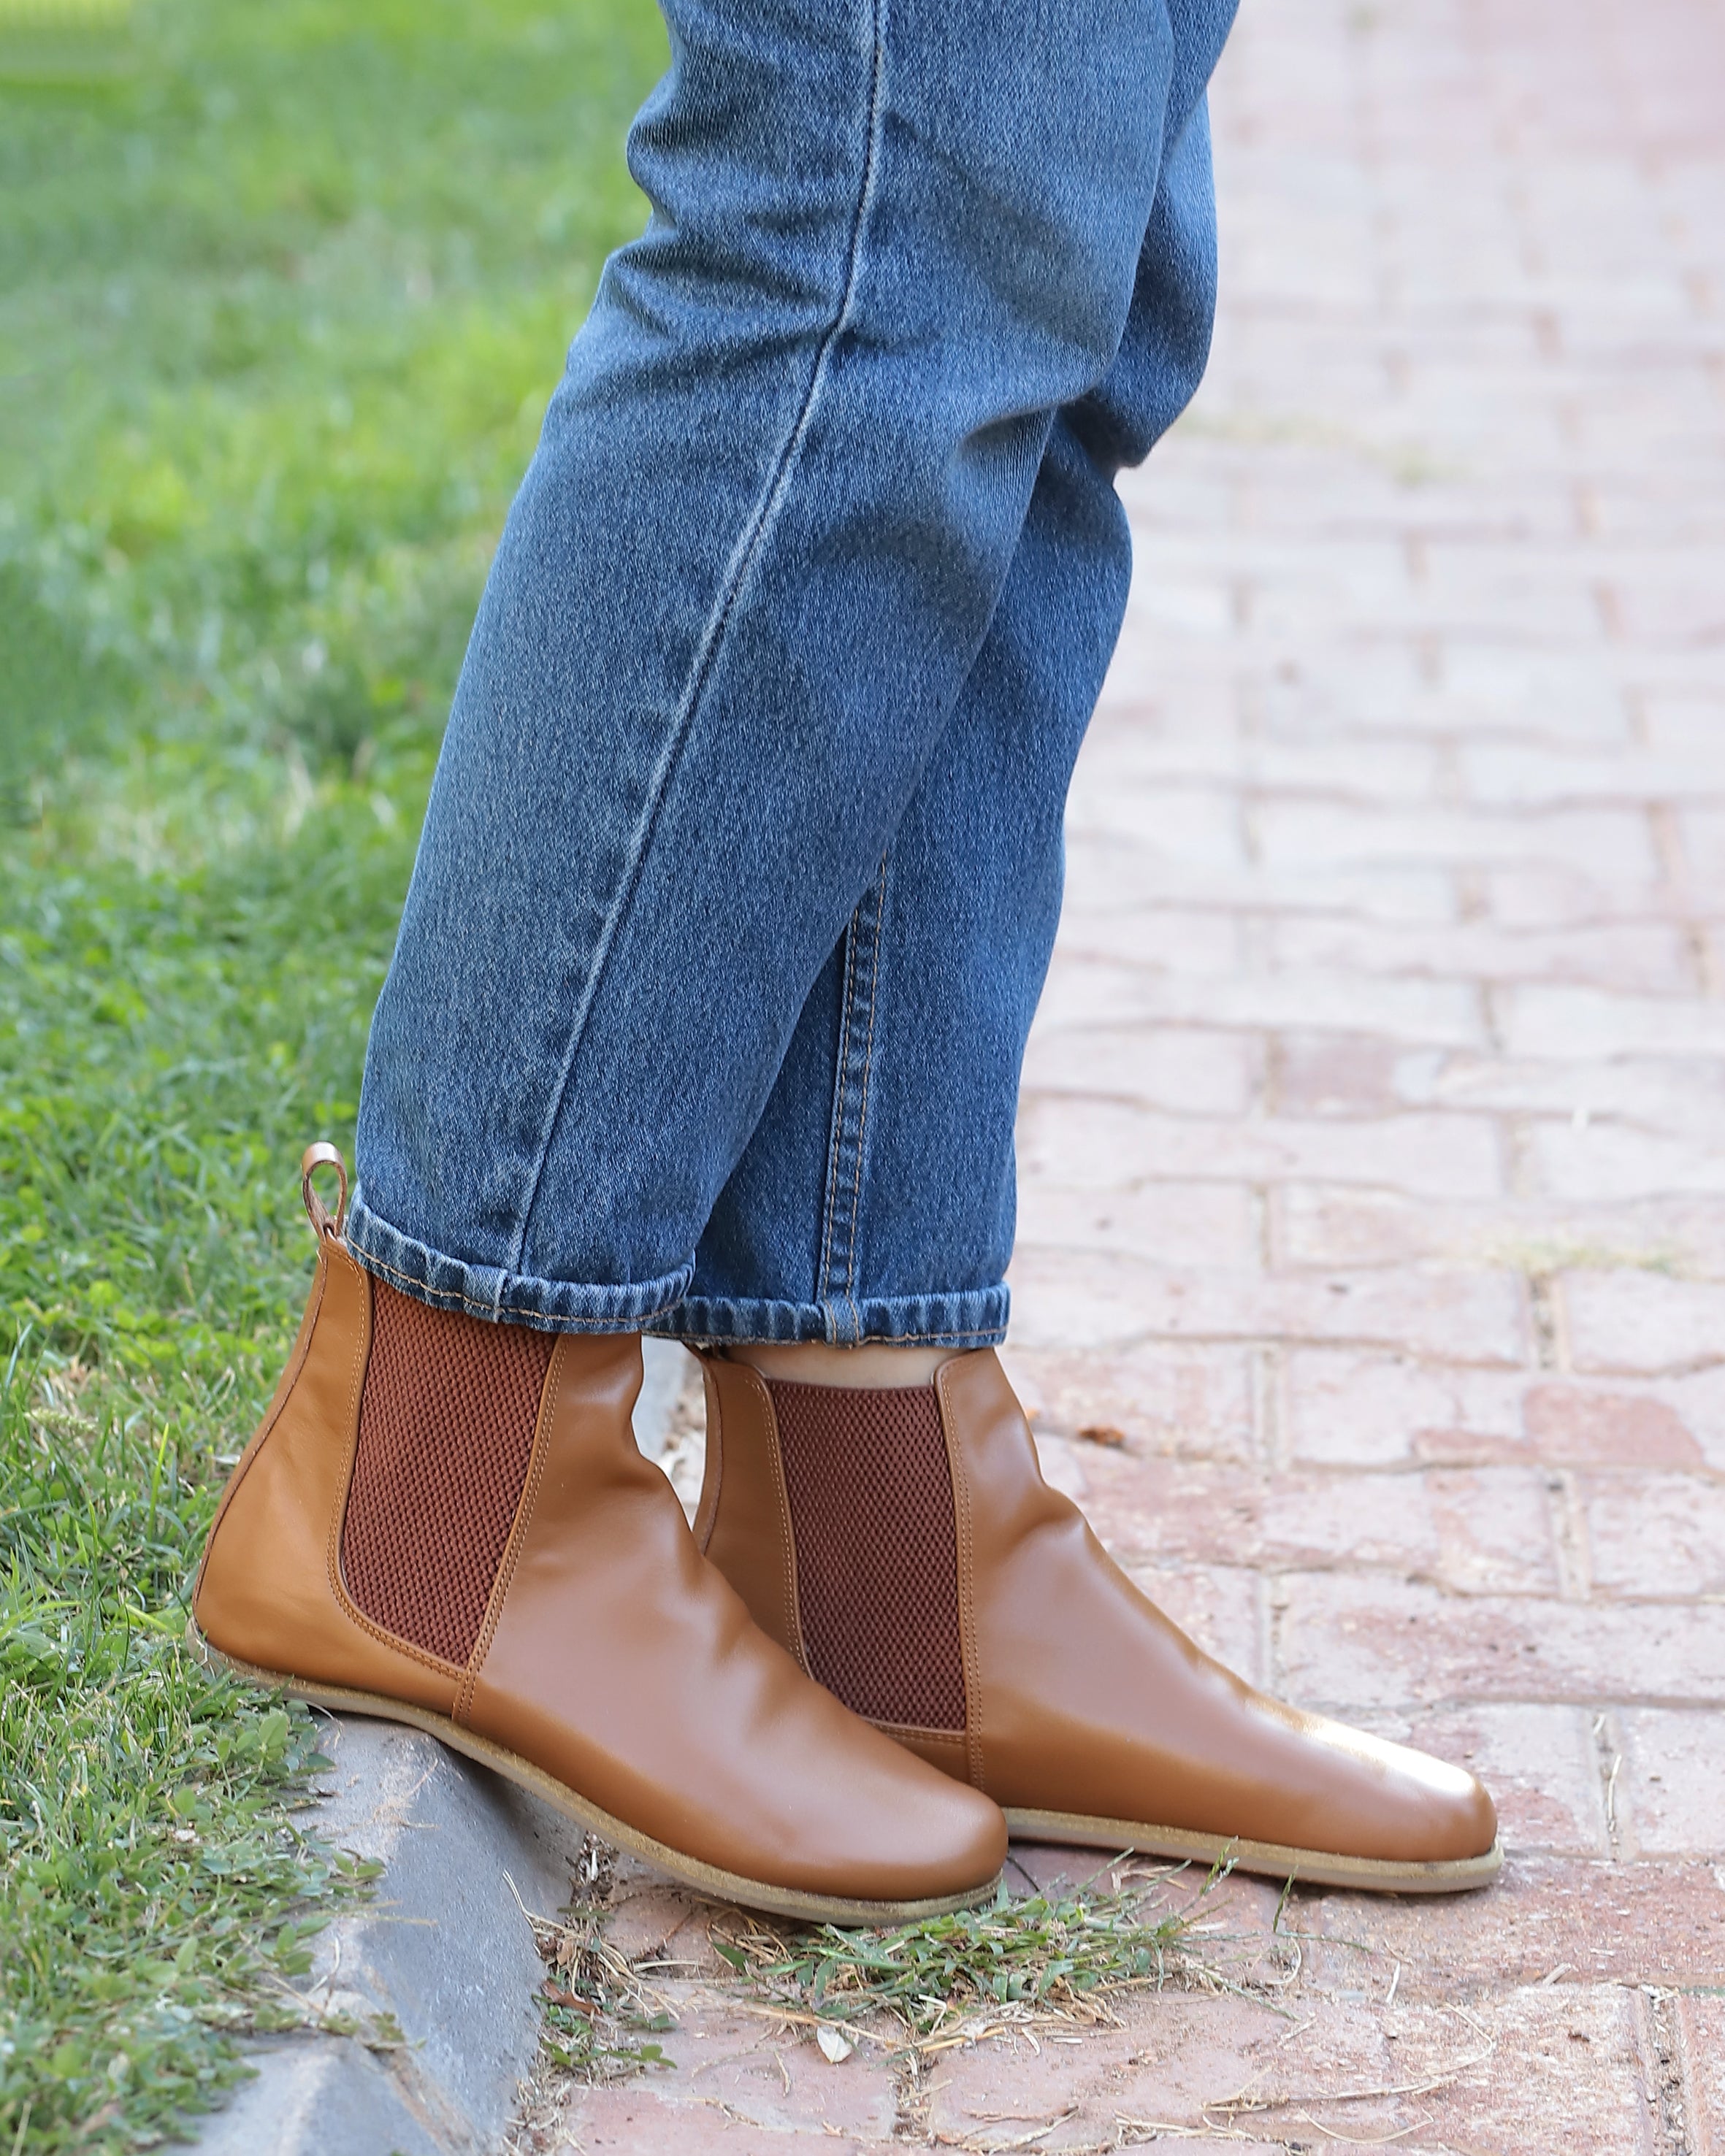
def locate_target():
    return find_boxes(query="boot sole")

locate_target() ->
[191,1627,1002,1926]
[1003,1807,1503,1894]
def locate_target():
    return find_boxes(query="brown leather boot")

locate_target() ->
[191,1148,1006,1924]
[696,1348,1502,1892]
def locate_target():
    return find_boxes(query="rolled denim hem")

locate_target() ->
[344,1192,692,1332]
[646,1286,1009,1350]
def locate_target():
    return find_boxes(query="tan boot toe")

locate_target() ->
[697,1347,1501,1894]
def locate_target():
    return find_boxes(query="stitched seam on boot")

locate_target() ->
[692,1359,724,1554]
[872,1720,970,1746]
[196,1243,331,1611]
[936,1362,987,1790]
[755,1372,808,1670]
[456,1335,566,1725]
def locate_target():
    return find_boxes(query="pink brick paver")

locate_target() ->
[532,0,1725,2146]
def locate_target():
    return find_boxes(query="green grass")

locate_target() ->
[515,1846,1221,2101]
[525,1844,678,2084]
[709,1871,1207,2054]
[0,0,663,2144]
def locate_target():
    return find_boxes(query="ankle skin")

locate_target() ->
[729,1340,954,1389]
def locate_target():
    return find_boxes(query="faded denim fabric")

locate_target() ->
[347,0,1239,1343]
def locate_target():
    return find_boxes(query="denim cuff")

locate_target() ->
[648,1286,1009,1350]
[345,1191,692,1332]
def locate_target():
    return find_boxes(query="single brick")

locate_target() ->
[1564,1269,1725,1376]
[1277,1570,1725,1709]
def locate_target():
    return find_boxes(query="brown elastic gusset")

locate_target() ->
[765,1378,965,1732]
[341,1277,554,1665]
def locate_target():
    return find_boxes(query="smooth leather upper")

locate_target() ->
[937,1351,1496,1862]
[195,1239,462,1717]
[196,1243,1005,1902]
[693,1355,804,1665]
[703,1346,1498,1865]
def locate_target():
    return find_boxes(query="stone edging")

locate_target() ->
[190,1340,692,2155]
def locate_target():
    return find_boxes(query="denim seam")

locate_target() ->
[815,894,862,1308]
[670,1324,1002,1346]
[816,853,886,1341]
[505,0,890,1281]
[348,1235,687,1330]
[649,1284,1008,1349]
[841,858,886,1327]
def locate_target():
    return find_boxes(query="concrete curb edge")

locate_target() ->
[188,1339,692,2155]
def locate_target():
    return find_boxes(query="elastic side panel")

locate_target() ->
[766,1378,965,1732]
[342,1278,554,1667]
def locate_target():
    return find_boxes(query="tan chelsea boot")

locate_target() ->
[695,1346,1502,1893]
[192,1146,1007,1924]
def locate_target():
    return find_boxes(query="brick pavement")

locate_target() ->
[534,0,1725,2147]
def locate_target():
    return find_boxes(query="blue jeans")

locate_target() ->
[348,0,1239,1346]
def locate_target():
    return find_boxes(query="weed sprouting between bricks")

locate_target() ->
[519,1840,1242,2087]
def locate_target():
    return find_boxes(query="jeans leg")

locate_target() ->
[659,93,1229,1346]
[348,0,1202,1329]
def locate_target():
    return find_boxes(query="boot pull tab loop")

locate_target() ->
[300,1141,348,1243]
